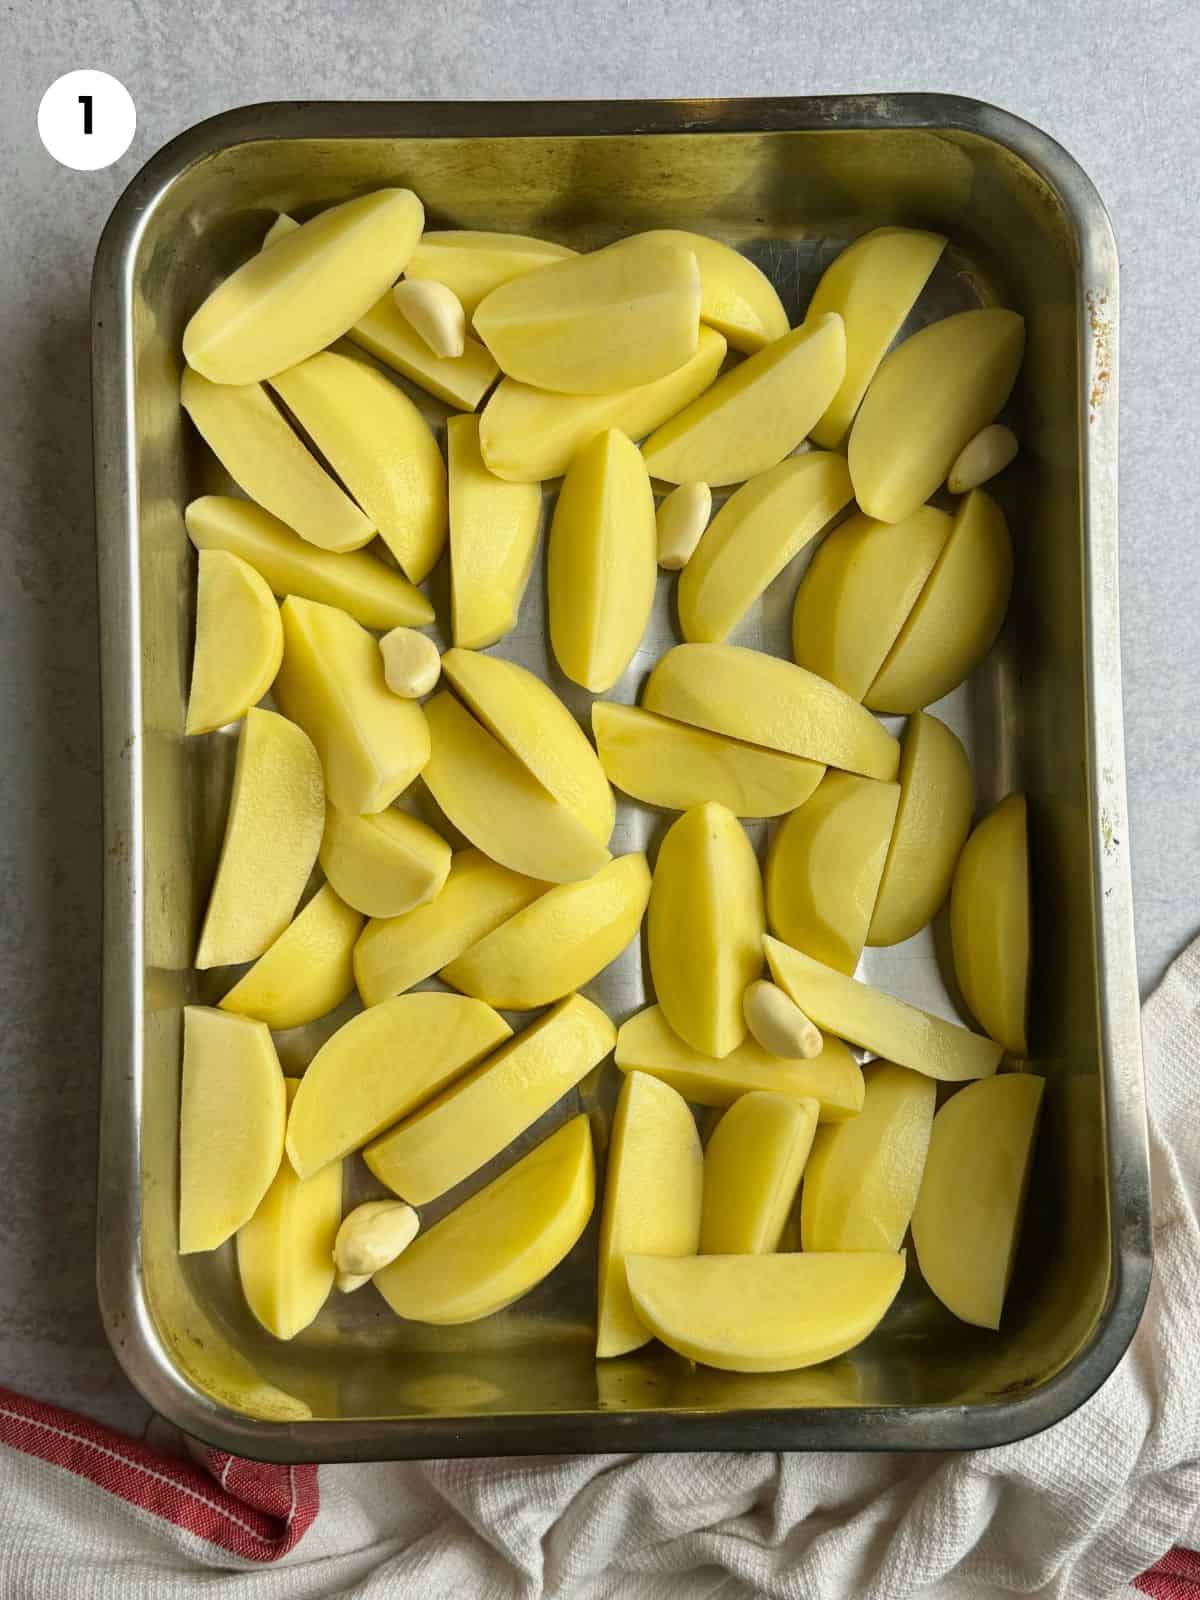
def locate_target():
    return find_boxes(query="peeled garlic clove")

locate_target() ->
[380,627,441,699]
[333,1200,419,1292]
[393,279,467,360]
[656,482,712,571]
[743,979,824,1060]
[947,425,1018,495]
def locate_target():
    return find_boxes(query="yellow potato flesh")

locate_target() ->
[614,1005,865,1120]
[179,1006,286,1253]
[353,849,546,1006]
[869,712,974,947]
[610,229,788,352]
[701,1091,819,1255]
[405,229,576,319]
[374,1114,594,1325]
[765,772,900,974]
[219,883,363,1030]
[848,308,1025,523]
[592,702,824,818]
[441,853,649,1010]
[195,708,324,969]
[643,643,900,781]
[807,226,947,449]
[447,416,541,650]
[678,451,854,644]
[951,794,1030,1055]
[285,992,511,1178]
[319,803,451,921]
[478,327,726,483]
[275,596,428,814]
[270,351,447,584]
[866,489,1014,714]
[185,496,433,630]
[624,1250,905,1372]
[237,1079,341,1340]
[912,1072,1043,1328]
[185,550,283,735]
[801,1062,936,1251]
[184,188,424,384]
[442,648,614,842]
[474,237,701,394]
[364,995,614,1204]
[791,506,953,700]
[423,691,610,884]
[765,936,1003,1081]
[647,802,764,1059]
[596,1070,703,1358]
[641,313,846,487]
[547,428,657,693]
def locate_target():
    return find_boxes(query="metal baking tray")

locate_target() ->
[93,97,1149,1460]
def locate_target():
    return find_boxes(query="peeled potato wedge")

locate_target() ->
[478,328,727,483]
[848,308,1025,523]
[319,803,451,921]
[801,1061,936,1252]
[447,416,541,649]
[912,1072,1044,1328]
[678,451,854,644]
[195,708,324,969]
[597,1070,703,1359]
[184,188,424,384]
[951,794,1030,1055]
[405,229,576,319]
[219,883,362,1030]
[641,313,846,486]
[647,802,764,1060]
[185,550,283,736]
[611,229,788,352]
[364,995,615,1204]
[701,1091,819,1255]
[374,1114,594,1325]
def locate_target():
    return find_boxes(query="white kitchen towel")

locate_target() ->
[5,933,1200,1600]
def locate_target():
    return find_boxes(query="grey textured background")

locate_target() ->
[1,0,1196,1437]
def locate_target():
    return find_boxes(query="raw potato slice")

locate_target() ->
[547,429,657,693]
[615,1005,864,1120]
[320,804,451,920]
[185,496,433,630]
[765,772,900,974]
[611,229,788,353]
[807,226,948,449]
[597,1071,703,1358]
[447,416,541,649]
[195,708,324,969]
[951,794,1030,1055]
[700,1092,819,1255]
[869,712,974,946]
[285,992,511,1179]
[364,995,614,1203]
[442,648,614,842]
[219,884,362,1030]
[373,1114,594,1325]
[184,189,424,384]
[270,351,448,584]
[643,644,900,781]
[353,849,545,1006]
[423,692,610,884]
[186,550,283,735]
[179,1007,286,1253]
[765,936,1003,1081]
[791,507,954,700]
[275,596,429,815]
[625,1251,905,1372]
[678,452,854,644]
[641,314,846,487]
[441,853,650,1009]
[801,1061,936,1251]
[181,369,374,553]
[405,230,576,319]
[848,308,1025,524]
[647,802,764,1059]
[237,1080,342,1340]
[474,237,701,394]
[912,1072,1044,1328]
[479,328,727,482]
[592,702,824,819]
[866,490,1014,714]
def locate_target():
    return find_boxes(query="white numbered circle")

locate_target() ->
[38,71,136,171]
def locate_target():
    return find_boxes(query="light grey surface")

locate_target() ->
[0,0,1195,1438]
